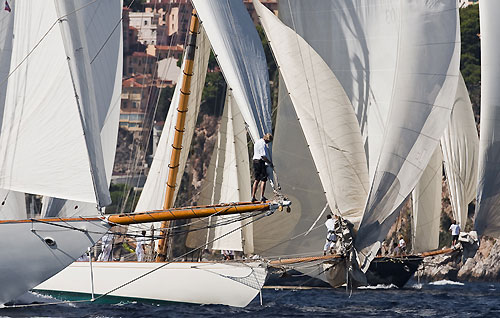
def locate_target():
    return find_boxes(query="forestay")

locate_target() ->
[474,0,500,237]
[254,0,368,228]
[0,1,115,206]
[191,0,272,141]
[355,0,460,271]
[411,146,442,253]
[441,74,478,229]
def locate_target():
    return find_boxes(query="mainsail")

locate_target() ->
[441,74,478,228]
[191,0,272,141]
[474,0,500,237]
[355,1,460,271]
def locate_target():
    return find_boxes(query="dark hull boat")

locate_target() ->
[267,254,423,289]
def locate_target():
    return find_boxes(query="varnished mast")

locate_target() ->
[156,10,200,262]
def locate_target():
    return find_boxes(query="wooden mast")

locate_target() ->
[156,10,200,262]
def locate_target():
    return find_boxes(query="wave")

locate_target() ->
[358,284,397,290]
[429,280,464,286]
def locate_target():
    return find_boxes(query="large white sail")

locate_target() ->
[212,91,251,252]
[278,0,401,181]
[441,74,478,228]
[474,0,500,237]
[134,28,210,214]
[411,146,442,253]
[253,80,329,257]
[355,1,460,271]
[254,0,369,228]
[191,0,272,141]
[43,0,123,218]
[0,1,113,206]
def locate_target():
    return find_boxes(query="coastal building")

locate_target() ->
[129,10,160,45]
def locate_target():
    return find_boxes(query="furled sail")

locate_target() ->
[474,0,500,237]
[278,0,401,181]
[441,74,478,228]
[355,1,460,271]
[42,0,123,218]
[254,0,369,228]
[411,146,442,253]
[191,0,272,141]
[134,27,210,213]
[0,1,116,206]
[212,90,252,252]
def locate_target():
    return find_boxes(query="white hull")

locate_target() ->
[0,219,108,305]
[35,261,267,307]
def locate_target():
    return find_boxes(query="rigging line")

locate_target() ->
[0,0,98,90]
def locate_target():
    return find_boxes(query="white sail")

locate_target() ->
[355,1,460,271]
[0,1,113,205]
[278,0,401,181]
[212,91,250,252]
[0,0,15,128]
[254,0,368,228]
[254,79,329,257]
[43,0,123,218]
[411,146,442,253]
[441,74,478,228]
[134,28,210,214]
[474,0,500,237]
[191,0,272,141]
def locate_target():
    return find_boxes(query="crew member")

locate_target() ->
[251,133,273,202]
[136,230,148,262]
[449,220,461,246]
[323,214,337,255]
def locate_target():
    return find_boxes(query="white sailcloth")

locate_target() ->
[441,74,478,228]
[474,0,500,237]
[411,146,442,253]
[0,0,15,128]
[0,1,112,205]
[134,28,210,214]
[191,0,272,141]
[42,0,123,218]
[254,0,369,228]
[355,1,460,271]
[212,91,251,252]
[278,0,401,181]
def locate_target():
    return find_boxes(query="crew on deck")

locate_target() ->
[251,133,273,202]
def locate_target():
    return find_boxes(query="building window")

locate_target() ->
[132,102,137,108]
[144,20,148,26]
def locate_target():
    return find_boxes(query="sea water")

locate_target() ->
[0,281,498,317]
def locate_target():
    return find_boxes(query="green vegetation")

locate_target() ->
[124,0,144,11]
[460,5,480,88]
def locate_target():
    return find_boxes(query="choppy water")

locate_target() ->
[1,281,499,317]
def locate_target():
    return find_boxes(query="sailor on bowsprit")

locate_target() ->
[323,214,337,255]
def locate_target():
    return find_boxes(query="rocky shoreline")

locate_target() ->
[416,237,500,282]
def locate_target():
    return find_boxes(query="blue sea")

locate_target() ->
[1,281,498,317]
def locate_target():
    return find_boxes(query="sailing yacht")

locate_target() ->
[252,0,461,288]
[35,0,289,308]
